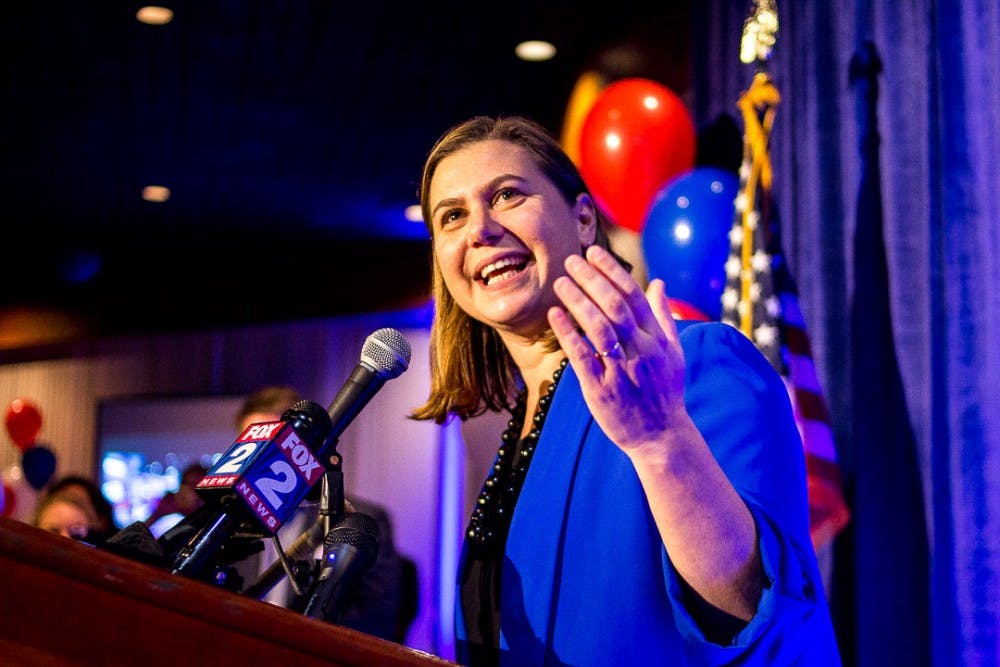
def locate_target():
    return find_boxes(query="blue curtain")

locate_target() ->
[693,2,1000,665]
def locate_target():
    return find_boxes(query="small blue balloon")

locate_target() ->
[22,445,57,490]
[641,167,738,320]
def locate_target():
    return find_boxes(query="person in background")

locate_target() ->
[410,115,841,665]
[42,475,117,545]
[32,490,97,542]
[236,385,419,643]
[145,462,209,536]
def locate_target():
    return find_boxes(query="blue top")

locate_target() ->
[455,321,842,666]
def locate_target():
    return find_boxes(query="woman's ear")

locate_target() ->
[574,193,598,248]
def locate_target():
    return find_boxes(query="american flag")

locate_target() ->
[720,72,850,550]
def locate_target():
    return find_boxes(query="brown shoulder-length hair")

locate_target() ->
[410,115,626,424]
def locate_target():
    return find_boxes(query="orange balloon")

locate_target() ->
[560,70,606,167]
[578,78,696,233]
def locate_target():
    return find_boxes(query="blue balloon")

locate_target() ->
[641,167,738,320]
[22,445,57,490]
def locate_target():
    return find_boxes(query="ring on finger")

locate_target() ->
[597,340,622,359]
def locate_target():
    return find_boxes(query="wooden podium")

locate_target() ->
[0,517,457,666]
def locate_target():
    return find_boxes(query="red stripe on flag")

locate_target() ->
[794,386,831,423]
[806,452,844,487]
[806,454,851,549]
[780,323,813,357]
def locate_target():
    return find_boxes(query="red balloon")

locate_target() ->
[667,297,711,322]
[5,399,43,451]
[579,78,696,233]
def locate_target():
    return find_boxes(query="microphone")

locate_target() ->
[321,327,411,449]
[166,400,332,579]
[302,512,380,623]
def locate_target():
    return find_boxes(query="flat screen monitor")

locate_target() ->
[96,394,245,534]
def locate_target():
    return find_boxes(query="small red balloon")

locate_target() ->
[579,78,697,233]
[5,399,43,451]
[667,297,711,322]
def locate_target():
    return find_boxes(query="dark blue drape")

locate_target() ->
[693,2,1000,665]
[839,40,930,667]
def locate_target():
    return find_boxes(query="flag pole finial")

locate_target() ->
[740,0,779,66]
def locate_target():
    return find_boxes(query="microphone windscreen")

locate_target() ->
[325,511,380,562]
[103,521,169,567]
[361,328,411,379]
[281,399,334,447]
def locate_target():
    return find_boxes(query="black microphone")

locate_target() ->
[164,400,332,580]
[321,327,411,449]
[302,512,380,623]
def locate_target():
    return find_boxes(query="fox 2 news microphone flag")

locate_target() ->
[719,69,851,551]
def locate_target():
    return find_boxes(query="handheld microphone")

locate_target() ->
[166,401,332,578]
[322,327,411,449]
[196,401,331,533]
[302,512,380,623]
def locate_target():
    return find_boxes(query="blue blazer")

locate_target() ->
[456,322,842,666]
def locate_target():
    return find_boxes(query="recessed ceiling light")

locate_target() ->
[142,185,171,202]
[515,40,556,62]
[136,6,174,26]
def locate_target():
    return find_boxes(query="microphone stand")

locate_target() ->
[319,452,347,534]
[243,453,348,600]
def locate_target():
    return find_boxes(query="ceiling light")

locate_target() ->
[0,307,90,351]
[404,204,424,223]
[515,40,556,62]
[136,6,174,26]
[142,185,171,202]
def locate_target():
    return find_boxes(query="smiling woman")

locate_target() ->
[409,115,840,667]
[426,138,598,342]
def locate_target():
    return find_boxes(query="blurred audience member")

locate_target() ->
[234,385,303,430]
[145,462,210,537]
[42,475,117,544]
[32,492,96,542]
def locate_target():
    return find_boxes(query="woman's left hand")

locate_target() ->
[550,245,764,619]
[548,245,689,456]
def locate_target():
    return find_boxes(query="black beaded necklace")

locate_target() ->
[466,357,569,555]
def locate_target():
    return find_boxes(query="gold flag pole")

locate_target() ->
[724,1,782,349]
[724,3,852,554]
